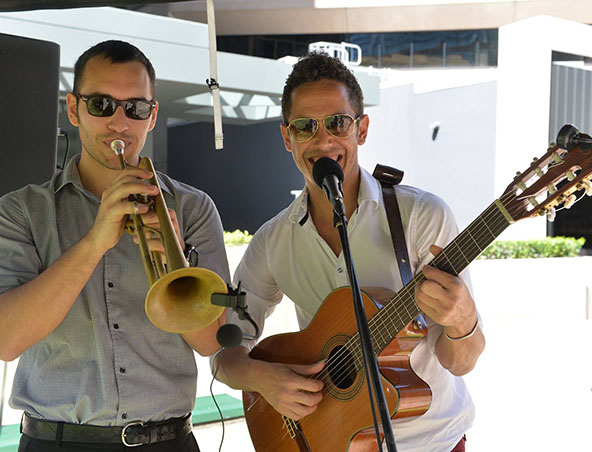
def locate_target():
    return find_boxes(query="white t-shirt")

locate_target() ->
[230,167,476,452]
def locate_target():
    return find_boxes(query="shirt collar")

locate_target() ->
[288,166,381,225]
[55,154,172,197]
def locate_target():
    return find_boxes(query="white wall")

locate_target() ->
[361,80,497,230]
[495,14,592,240]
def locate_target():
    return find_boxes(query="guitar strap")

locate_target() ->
[372,164,413,286]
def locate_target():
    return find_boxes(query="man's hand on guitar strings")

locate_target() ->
[414,245,478,339]
[415,245,485,375]
[252,360,326,421]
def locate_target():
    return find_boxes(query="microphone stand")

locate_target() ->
[333,211,398,452]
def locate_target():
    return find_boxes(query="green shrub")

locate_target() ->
[224,229,253,246]
[479,236,586,259]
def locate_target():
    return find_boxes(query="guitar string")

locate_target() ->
[312,202,510,392]
[306,191,519,392]
[316,206,510,391]
[336,199,517,389]
[339,145,590,388]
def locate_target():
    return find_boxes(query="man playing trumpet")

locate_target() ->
[0,40,229,452]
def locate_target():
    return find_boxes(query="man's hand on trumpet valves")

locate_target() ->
[85,166,158,253]
[133,207,186,260]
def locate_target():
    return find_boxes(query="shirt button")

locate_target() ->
[107,282,114,288]
[120,367,126,374]
[337,268,343,273]
[113,324,119,330]
[122,413,128,420]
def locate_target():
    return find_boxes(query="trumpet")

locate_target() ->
[110,139,227,333]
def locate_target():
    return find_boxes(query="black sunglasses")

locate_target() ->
[75,93,156,120]
[287,114,361,143]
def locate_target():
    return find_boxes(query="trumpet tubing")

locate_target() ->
[111,139,226,333]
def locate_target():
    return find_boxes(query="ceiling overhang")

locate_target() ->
[0,6,381,125]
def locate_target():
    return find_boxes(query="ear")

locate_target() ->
[66,93,80,127]
[147,101,159,132]
[280,123,292,152]
[357,114,369,145]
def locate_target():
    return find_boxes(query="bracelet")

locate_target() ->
[444,318,479,342]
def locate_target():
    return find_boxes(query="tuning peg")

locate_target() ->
[546,207,556,222]
[518,182,527,192]
[529,197,539,207]
[552,152,564,164]
[585,181,592,196]
[535,167,544,177]
[564,194,577,209]
[547,184,557,194]
[566,170,576,181]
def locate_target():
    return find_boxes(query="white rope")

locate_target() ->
[206,0,223,150]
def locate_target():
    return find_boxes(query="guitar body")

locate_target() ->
[243,287,432,452]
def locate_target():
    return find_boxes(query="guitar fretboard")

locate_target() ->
[346,201,512,368]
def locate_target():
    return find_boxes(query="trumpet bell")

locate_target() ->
[145,267,227,333]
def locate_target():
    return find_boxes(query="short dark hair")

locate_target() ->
[281,51,364,123]
[73,40,156,95]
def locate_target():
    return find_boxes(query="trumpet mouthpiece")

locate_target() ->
[110,139,125,154]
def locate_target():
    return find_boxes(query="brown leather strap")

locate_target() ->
[372,164,413,286]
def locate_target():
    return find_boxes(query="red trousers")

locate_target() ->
[450,435,467,452]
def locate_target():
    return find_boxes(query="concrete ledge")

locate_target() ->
[0,424,19,452]
[192,394,244,425]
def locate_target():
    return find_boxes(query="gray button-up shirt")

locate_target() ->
[0,155,230,426]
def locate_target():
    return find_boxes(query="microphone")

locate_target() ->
[216,324,243,349]
[556,124,592,150]
[312,157,346,218]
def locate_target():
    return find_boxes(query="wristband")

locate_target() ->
[444,318,479,342]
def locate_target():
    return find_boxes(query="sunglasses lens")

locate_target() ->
[125,100,153,120]
[289,118,318,142]
[81,95,153,120]
[86,96,115,117]
[324,115,355,137]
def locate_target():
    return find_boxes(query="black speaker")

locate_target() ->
[0,32,60,196]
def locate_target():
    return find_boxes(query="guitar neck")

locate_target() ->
[349,200,513,360]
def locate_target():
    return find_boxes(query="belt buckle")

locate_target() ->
[121,421,145,447]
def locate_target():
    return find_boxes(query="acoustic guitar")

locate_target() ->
[242,125,592,452]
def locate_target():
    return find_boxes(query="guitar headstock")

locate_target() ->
[501,124,592,222]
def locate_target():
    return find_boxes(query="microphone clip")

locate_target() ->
[211,283,249,320]
[212,282,260,346]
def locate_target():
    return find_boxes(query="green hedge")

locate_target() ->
[223,229,253,247]
[478,236,586,259]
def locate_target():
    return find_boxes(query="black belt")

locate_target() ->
[21,412,193,447]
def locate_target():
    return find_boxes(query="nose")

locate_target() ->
[312,121,338,149]
[107,105,129,133]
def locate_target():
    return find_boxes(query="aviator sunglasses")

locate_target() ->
[287,114,362,143]
[75,93,156,120]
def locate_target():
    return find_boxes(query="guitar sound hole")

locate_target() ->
[327,346,356,389]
